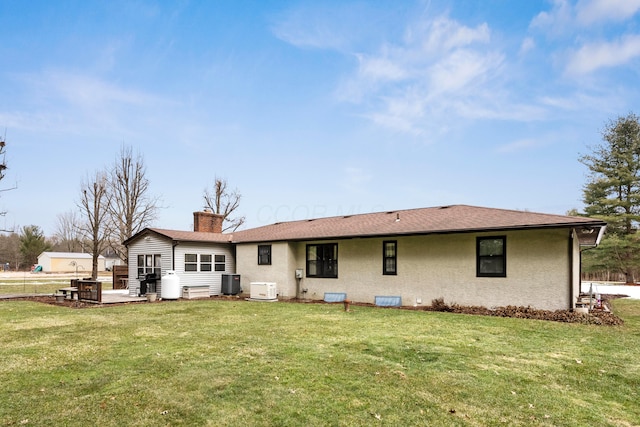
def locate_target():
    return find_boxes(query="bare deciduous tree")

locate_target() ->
[107,145,159,262]
[0,137,7,183]
[0,232,21,270]
[54,210,84,252]
[0,134,18,231]
[203,177,245,232]
[77,171,112,279]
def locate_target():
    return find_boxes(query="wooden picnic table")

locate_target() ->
[58,287,78,300]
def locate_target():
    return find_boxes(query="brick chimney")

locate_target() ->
[193,210,224,233]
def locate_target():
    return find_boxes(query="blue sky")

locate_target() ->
[1,0,640,236]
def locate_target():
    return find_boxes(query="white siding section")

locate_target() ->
[38,254,52,271]
[174,242,235,296]
[127,235,173,297]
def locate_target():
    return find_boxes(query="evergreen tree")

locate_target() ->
[580,112,640,282]
[19,225,51,268]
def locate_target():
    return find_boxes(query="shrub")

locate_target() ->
[431,297,453,312]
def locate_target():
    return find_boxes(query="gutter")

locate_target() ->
[231,222,608,245]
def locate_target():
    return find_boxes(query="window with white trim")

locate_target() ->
[137,254,161,277]
[214,254,226,271]
[185,254,198,272]
[200,254,212,272]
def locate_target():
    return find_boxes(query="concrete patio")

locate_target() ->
[100,289,147,304]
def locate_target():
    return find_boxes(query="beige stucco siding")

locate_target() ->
[235,242,297,297]
[236,228,574,310]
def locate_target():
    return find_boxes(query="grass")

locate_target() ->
[1,298,639,426]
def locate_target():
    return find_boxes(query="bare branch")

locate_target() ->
[106,145,160,262]
[203,176,245,232]
[76,171,112,279]
[54,210,84,252]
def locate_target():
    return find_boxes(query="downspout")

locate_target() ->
[576,225,606,310]
[569,231,574,310]
[172,241,178,271]
[578,245,599,310]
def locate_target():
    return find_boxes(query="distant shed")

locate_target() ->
[37,252,106,273]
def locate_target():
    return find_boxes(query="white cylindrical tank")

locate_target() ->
[161,270,181,299]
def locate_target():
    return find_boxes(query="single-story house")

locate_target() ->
[124,205,606,311]
[37,252,106,273]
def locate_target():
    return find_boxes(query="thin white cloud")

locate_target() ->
[356,52,408,82]
[4,69,173,139]
[406,16,491,53]
[428,49,503,95]
[531,0,640,32]
[365,88,428,137]
[280,2,637,139]
[341,167,373,193]
[272,18,346,50]
[566,34,640,74]
[576,0,640,25]
[496,138,539,153]
[334,14,522,135]
[270,4,367,51]
[519,37,535,55]
[452,97,548,121]
[530,0,573,35]
[538,89,625,116]
[42,71,162,108]
[528,1,640,78]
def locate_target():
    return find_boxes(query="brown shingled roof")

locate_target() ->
[134,228,233,244]
[229,205,606,243]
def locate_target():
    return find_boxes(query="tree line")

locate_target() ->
[0,143,245,278]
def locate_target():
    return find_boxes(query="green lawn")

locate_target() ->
[0,274,113,295]
[1,298,639,426]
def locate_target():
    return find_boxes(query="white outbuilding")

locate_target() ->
[37,252,106,273]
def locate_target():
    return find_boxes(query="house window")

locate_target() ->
[200,254,212,272]
[185,254,198,272]
[306,243,338,278]
[258,245,271,265]
[477,236,506,277]
[214,254,226,271]
[137,254,161,277]
[383,241,397,275]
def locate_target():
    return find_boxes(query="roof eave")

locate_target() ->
[232,221,607,244]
